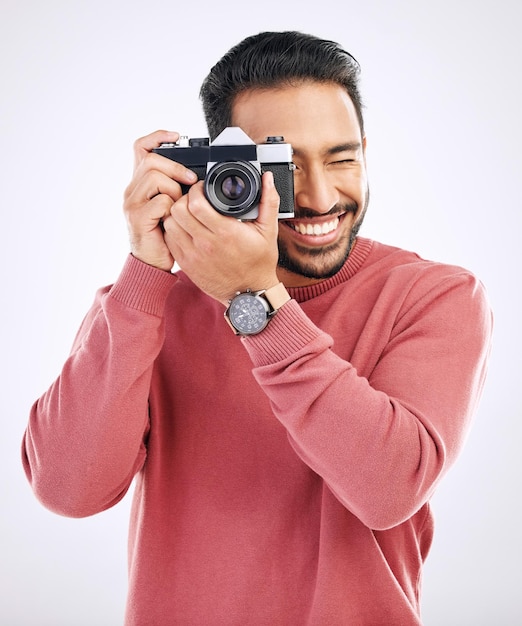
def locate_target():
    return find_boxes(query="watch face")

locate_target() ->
[228,293,270,335]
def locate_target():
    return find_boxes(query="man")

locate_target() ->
[22,31,492,624]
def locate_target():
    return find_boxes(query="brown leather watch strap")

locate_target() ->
[262,282,291,312]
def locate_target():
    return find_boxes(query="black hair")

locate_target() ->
[199,31,364,140]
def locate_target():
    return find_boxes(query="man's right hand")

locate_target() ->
[123,130,199,271]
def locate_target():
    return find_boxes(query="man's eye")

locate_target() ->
[331,159,355,165]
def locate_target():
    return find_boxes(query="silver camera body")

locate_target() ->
[153,127,295,220]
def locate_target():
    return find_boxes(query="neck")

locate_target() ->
[276,266,325,288]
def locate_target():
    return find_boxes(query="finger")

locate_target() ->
[136,194,174,227]
[256,172,281,230]
[125,158,197,205]
[125,197,174,255]
[169,182,216,237]
[163,209,197,266]
[128,169,184,204]
[126,193,176,271]
[133,130,180,169]
[124,172,178,240]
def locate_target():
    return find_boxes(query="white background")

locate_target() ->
[1,0,520,624]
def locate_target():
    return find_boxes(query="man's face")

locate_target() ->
[231,81,369,288]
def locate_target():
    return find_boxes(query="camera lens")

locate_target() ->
[205,161,261,216]
[221,175,247,201]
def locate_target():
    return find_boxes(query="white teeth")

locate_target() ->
[291,218,339,236]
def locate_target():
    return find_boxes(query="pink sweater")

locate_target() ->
[22,237,492,625]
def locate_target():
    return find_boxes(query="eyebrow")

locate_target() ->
[326,142,362,155]
[292,142,362,158]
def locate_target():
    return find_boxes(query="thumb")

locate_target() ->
[256,172,281,229]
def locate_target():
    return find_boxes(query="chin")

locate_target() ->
[278,237,353,280]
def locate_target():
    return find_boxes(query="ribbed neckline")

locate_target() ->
[286,237,374,303]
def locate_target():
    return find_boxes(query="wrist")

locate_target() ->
[261,282,291,310]
[224,283,291,336]
[110,254,178,316]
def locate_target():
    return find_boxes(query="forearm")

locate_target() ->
[22,255,177,517]
[244,282,492,530]
[251,326,439,530]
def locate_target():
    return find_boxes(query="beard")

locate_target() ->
[277,190,369,280]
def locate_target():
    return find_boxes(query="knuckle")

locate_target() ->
[141,151,159,170]
[133,136,144,151]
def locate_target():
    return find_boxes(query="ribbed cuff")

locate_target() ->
[242,299,326,367]
[109,254,178,317]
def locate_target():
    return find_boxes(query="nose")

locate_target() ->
[294,167,339,215]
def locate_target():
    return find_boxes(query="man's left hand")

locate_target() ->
[162,172,281,305]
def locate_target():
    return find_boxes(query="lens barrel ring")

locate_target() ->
[205,160,261,216]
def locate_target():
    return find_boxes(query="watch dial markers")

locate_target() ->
[229,294,270,334]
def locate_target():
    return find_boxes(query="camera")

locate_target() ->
[153,127,295,220]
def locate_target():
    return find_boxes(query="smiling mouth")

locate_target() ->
[285,214,344,236]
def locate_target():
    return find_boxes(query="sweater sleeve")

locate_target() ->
[242,270,493,531]
[22,255,177,518]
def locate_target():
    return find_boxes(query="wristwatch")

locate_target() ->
[224,283,291,335]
